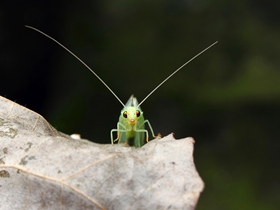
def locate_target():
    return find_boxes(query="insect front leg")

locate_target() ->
[110,122,127,144]
[133,128,149,147]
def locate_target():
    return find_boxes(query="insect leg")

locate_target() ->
[110,122,126,144]
[134,127,149,145]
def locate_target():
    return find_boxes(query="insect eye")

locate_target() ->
[136,110,140,117]
[123,111,127,118]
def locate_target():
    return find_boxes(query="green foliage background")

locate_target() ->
[1,0,280,209]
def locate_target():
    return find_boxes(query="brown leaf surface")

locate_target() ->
[0,96,204,210]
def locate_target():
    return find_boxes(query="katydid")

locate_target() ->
[25,25,217,147]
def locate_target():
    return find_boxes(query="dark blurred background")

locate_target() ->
[1,0,280,209]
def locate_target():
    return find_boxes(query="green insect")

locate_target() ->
[25,25,217,147]
[110,95,158,147]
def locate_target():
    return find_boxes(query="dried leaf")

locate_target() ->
[0,96,204,210]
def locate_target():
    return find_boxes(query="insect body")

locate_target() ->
[25,25,217,147]
[111,95,158,147]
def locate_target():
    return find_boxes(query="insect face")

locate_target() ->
[123,107,141,126]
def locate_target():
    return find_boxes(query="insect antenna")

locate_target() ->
[25,25,126,107]
[138,41,218,107]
